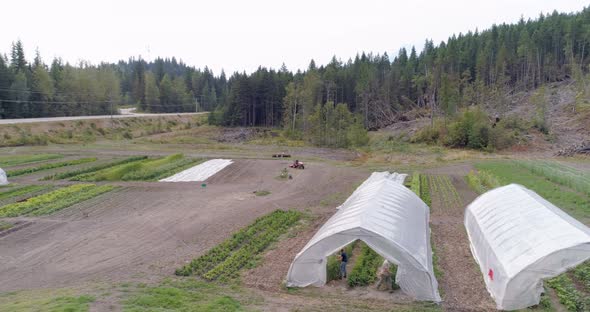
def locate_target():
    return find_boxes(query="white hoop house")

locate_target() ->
[465,184,590,310]
[286,172,441,302]
[0,168,8,185]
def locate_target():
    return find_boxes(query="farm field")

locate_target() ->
[0,131,589,311]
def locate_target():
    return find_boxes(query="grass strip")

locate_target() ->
[7,158,97,177]
[514,160,590,198]
[475,161,590,221]
[43,156,148,180]
[0,184,115,217]
[0,154,63,167]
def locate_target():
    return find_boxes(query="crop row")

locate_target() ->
[0,153,63,167]
[514,160,590,198]
[420,174,431,207]
[0,185,50,201]
[120,157,202,181]
[428,175,461,210]
[73,154,198,182]
[466,170,501,194]
[347,242,398,289]
[6,158,97,177]
[410,172,421,196]
[573,261,590,292]
[43,156,148,180]
[175,210,301,280]
[546,274,590,311]
[0,184,116,217]
[409,172,432,207]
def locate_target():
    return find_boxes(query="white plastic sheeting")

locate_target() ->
[286,172,441,302]
[159,159,233,182]
[0,168,7,185]
[336,172,407,210]
[465,184,590,310]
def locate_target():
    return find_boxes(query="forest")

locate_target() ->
[0,7,588,146]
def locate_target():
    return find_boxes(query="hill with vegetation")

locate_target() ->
[0,7,589,151]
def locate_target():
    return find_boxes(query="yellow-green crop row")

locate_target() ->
[0,184,116,217]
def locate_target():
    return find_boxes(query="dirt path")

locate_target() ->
[425,170,496,311]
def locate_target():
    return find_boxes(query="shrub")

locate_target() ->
[412,107,523,151]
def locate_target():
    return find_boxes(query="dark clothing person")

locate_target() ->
[339,249,348,278]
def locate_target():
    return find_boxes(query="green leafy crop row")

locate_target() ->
[0,154,63,167]
[546,274,589,311]
[7,158,97,177]
[572,261,590,293]
[0,184,116,217]
[43,156,148,180]
[347,242,398,289]
[73,154,199,182]
[120,157,202,181]
[175,210,301,280]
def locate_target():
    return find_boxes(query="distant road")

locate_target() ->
[0,110,207,125]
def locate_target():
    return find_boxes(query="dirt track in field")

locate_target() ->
[425,164,496,311]
[0,159,367,293]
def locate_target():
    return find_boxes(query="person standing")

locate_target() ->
[375,260,392,291]
[339,248,348,279]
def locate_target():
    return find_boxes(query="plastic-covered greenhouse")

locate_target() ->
[465,184,590,310]
[286,172,441,302]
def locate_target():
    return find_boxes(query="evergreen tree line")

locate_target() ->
[1,7,588,136]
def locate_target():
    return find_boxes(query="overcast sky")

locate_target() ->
[0,0,587,74]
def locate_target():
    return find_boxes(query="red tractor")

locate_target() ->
[289,160,305,169]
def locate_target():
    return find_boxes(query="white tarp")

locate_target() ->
[159,159,233,182]
[465,184,590,310]
[286,172,441,302]
[0,168,8,185]
[336,172,407,210]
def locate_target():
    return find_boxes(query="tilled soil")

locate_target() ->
[0,159,366,293]
[425,169,496,311]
